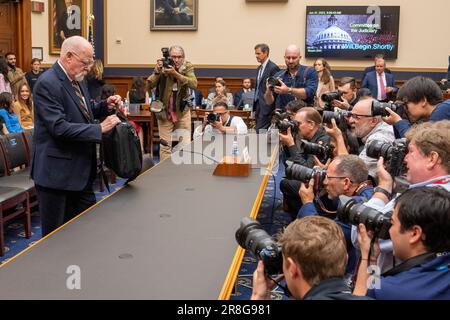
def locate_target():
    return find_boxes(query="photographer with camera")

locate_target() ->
[348,98,395,179]
[193,101,247,138]
[147,45,197,161]
[351,120,450,273]
[380,76,450,138]
[331,77,358,111]
[279,107,330,216]
[353,186,450,299]
[250,216,370,300]
[264,45,318,110]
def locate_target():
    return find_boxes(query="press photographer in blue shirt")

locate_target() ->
[354,186,450,300]
[264,44,318,110]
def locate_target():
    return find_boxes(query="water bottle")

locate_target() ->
[231,139,239,157]
[124,99,130,115]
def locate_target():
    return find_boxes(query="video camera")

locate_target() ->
[338,196,392,239]
[366,138,408,177]
[300,140,334,164]
[371,100,407,118]
[161,47,175,68]
[272,110,298,135]
[267,77,282,92]
[235,217,283,275]
[322,110,352,127]
[207,112,221,123]
[285,161,326,190]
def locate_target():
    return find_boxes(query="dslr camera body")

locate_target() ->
[338,195,392,239]
[300,139,334,164]
[272,110,299,135]
[207,112,221,124]
[321,90,343,111]
[366,138,408,177]
[161,47,175,68]
[235,217,283,275]
[267,77,282,92]
[322,110,352,127]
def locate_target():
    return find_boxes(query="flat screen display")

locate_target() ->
[305,6,400,59]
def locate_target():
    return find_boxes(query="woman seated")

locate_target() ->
[0,92,23,133]
[206,80,233,109]
[12,83,34,130]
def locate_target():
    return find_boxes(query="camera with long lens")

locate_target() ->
[300,140,334,164]
[235,217,283,275]
[207,112,221,123]
[337,195,392,239]
[267,77,282,92]
[161,47,175,68]
[366,138,408,177]
[321,90,343,104]
[322,110,352,126]
[285,161,326,190]
[371,100,406,118]
[271,110,299,135]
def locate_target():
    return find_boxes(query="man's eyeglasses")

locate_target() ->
[349,113,373,120]
[71,51,94,67]
[325,174,352,182]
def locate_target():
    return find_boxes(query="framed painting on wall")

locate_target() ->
[49,0,87,55]
[150,0,198,31]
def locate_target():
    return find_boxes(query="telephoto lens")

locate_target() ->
[235,217,283,275]
[285,161,326,189]
[300,140,334,163]
[337,195,392,239]
[321,90,343,103]
[322,110,352,126]
[371,100,406,117]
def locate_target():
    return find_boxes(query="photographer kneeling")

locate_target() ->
[353,186,450,299]
[251,216,370,300]
[193,101,248,138]
[279,107,330,216]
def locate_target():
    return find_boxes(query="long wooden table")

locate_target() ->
[0,136,277,299]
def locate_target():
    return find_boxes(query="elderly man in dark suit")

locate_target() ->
[253,43,280,132]
[32,36,121,236]
[361,56,397,102]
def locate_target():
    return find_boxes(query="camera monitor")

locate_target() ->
[305,6,400,59]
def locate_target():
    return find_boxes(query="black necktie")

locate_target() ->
[71,80,91,120]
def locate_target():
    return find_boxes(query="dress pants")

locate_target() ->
[36,184,96,237]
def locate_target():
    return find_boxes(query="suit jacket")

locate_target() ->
[361,71,397,101]
[361,66,391,83]
[31,62,109,191]
[254,59,280,130]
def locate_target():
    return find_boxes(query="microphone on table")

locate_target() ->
[159,139,219,164]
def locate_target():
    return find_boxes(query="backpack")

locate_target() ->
[101,108,142,188]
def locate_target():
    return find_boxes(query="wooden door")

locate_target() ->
[0,2,17,58]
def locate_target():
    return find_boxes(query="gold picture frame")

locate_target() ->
[49,0,87,55]
[150,0,198,31]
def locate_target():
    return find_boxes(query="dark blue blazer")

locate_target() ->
[31,62,109,191]
[254,59,280,130]
[361,71,397,101]
[361,66,391,83]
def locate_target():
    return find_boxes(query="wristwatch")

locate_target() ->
[288,87,293,95]
[374,187,392,200]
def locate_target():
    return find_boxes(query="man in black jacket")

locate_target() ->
[279,107,330,216]
[251,216,371,300]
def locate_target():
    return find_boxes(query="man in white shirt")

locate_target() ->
[194,101,247,138]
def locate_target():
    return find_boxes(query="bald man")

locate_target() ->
[32,36,121,236]
[347,98,394,179]
[264,44,318,110]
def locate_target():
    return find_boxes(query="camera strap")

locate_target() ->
[224,116,234,127]
[354,180,373,197]
[381,252,443,277]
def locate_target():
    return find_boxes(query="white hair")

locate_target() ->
[61,36,91,57]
